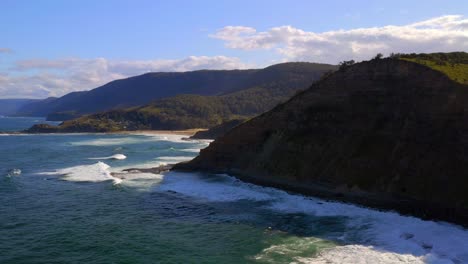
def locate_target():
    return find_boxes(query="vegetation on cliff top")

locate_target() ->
[398,52,468,84]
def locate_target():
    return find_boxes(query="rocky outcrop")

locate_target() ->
[175,58,468,226]
[25,124,62,133]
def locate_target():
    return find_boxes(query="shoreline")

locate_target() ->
[0,128,207,137]
[173,164,468,228]
[116,128,206,136]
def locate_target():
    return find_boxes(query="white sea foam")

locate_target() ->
[160,172,274,202]
[39,162,169,188]
[126,133,186,143]
[144,134,213,145]
[115,172,164,190]
[7,168,22,177]
[179,148,201,153]
[71,137,152,146]
[253,238,428,264]
[89,154,127,160]
[40,162,122,184]
[158,172,468,263]
[267,193,468,263]
[293,245,428,264]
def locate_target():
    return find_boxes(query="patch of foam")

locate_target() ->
[253,236,336,263]
[267,192,468,263]
[89,154,127,160]
[40,162,121,184]
[178,148,201,153]
[131,133,186,142]
[294,245,428,264]
[158,173,468,263]
[7,168,22,177]
[254,239,428,264]
[71,137,153,146]
[159,172,273,202]
[116,172,164,190]
[143,134,213,145]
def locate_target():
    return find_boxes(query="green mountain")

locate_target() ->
[176,55,468,226]
[26,63,337,132]
[18,62,336,119]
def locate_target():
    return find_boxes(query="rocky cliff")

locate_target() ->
[175,58,468,226]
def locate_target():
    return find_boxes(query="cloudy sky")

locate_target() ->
[1,0,467,99]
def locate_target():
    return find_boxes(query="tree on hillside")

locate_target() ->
[339,60,355,70]
[389,53,402,59]
[374,53,384,60]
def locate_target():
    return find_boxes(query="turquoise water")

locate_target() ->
[1,118,468,263]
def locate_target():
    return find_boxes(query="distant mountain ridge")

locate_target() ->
[17,62,337,119]
[26,63,337,133]
[0,99,41,116]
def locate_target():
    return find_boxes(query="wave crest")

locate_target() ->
[89,154,127,160]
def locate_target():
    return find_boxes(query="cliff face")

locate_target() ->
[176,59,468,225]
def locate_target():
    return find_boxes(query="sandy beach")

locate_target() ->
[117,128,207,136]
[1,128,208,136]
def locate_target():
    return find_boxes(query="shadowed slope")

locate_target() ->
[176,58,468,226]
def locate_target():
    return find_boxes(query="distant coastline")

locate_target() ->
[1,128,206,137]
[116,129,207,136]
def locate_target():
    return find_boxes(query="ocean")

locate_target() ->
[1,117,468,263]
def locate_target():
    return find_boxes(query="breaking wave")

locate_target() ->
[88,154,127,160]
[158,172,468,263]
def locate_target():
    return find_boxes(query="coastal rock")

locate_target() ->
[175,58,468,226]
[25,123,62,133]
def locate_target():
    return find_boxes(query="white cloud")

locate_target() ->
[212,15,468,63]
[0,56,251,99]
[4,14,468,99]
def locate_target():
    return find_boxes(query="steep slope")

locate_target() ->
[17,62,336,119]
[176,58,468,225]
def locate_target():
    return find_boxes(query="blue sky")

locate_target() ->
[1,0,467,98]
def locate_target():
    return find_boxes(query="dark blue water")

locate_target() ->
[1,118,467,263]
[0,116,60,132]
